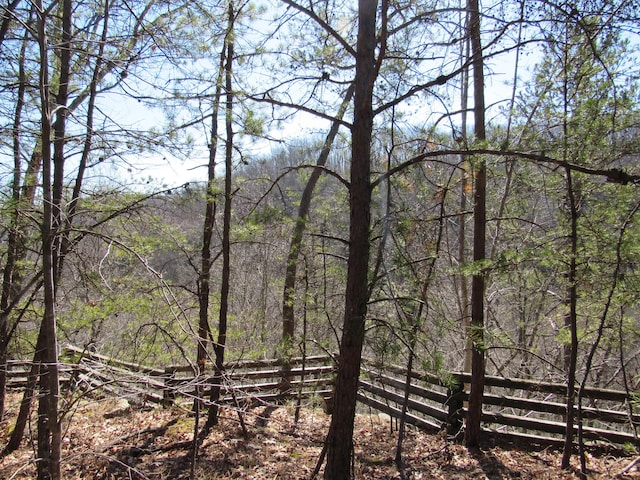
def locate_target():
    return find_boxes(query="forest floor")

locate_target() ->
[0,393,639,479]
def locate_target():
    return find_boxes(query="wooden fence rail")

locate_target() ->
[6,348,336,408]
[4,347,638,447]
[359,359,640,447]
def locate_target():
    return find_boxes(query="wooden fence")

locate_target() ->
[3,346,335,407]
[359,359,640,447]
[5,347,639,447]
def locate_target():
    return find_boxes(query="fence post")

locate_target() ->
[163,366,176,407]
[445,374,464,436]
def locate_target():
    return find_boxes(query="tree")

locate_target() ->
[208,0,236,427]
[464,0,487,449]
[281,84,353,377]
[194,0,227,437]
[33,0,71,475]
[0,2,40,424]
[0,0,189,424]
[0,0,637,476]
[323,0,379,477]
[511,1,640,468]
[0,0,202,470]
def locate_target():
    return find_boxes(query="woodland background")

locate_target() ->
[0,0,640,478]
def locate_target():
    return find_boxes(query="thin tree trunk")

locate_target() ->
[560,20,578,465]
[464,0,487,449]
[50,0,72,285]
[396,182,447,466]
[323,1,379,478]
[458,15,471,376]
[35,0,74,475]
[58,0,110,276]
[577,202,639,476]
[195,12,226,410]
[208,1,234,427]
[35,1,61,475]
[1,326,45,458]
[192,16,226,472]
[281,82,354,369]
[0,12,29,422]
[561,167,579,469]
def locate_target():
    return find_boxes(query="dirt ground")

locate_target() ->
[1,394,639,479]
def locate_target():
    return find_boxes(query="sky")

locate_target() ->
[102,48,532,191]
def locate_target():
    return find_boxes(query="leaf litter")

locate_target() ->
[0,393,638,479]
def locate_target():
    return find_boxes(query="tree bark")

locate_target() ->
[323,0,377,478]
[464,0,487,449]
[192,10,227,475]
[560,20,578,465]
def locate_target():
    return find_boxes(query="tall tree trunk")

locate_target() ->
[281,83,354,387]
[458,14,471,376]
[35,0,73,475]
[192,18,226,471]
[464,0,487,449]
[50,0,72,285]
[208,0,234,427]
[324,0,378,478]
[195,13,226,412]
[35,1,62,476]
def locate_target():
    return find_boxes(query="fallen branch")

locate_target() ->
[615,455,640,477]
